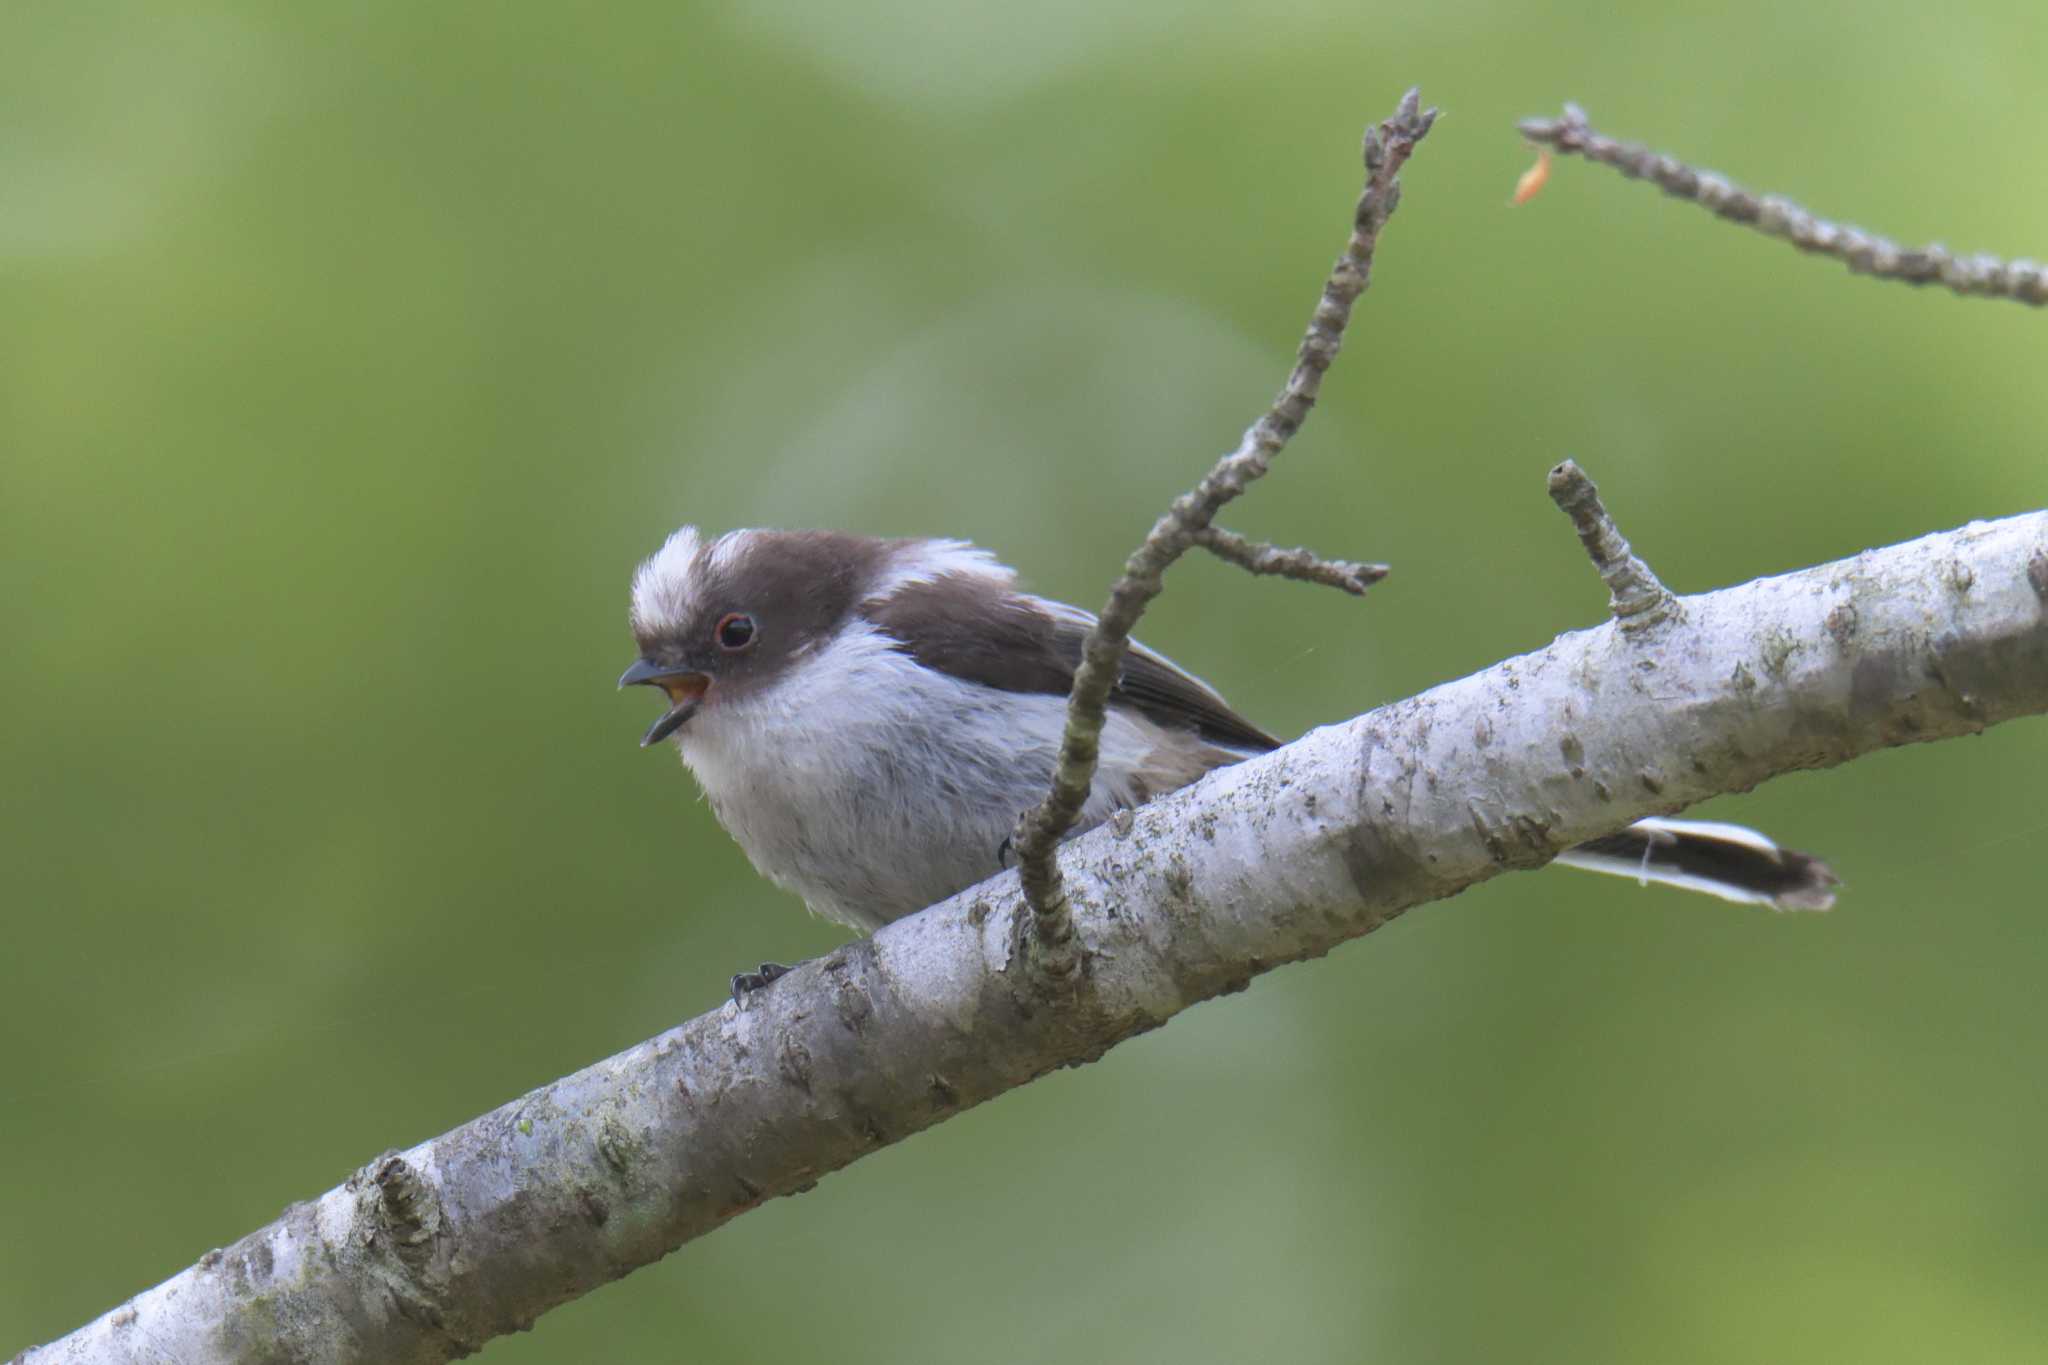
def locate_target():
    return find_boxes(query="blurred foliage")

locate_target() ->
[4,1,2046,1360]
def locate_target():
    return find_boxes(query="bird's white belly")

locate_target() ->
[675,625,1170,930]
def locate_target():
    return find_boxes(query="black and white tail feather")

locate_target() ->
[1554,816,1838,911]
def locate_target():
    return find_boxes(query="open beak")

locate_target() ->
[619,659,711,747]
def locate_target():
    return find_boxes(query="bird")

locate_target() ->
[621,527,1837,963]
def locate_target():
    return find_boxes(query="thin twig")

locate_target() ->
[1547,459,1677,632]
[1010,88,1438,981]
[1191,527,1388,596]
[1519,103,2048,307]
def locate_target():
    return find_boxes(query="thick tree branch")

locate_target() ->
[1519,103,2048,306]
[1012,88,1434,978]
[22,508,2045,1365]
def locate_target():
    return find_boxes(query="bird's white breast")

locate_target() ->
[674,620,1179,931]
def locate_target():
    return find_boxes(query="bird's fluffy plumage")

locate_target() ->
[628,529,1266,929]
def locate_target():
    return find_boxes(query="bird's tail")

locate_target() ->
[1554,817,1839,911]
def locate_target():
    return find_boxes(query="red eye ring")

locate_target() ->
[714,612,757,651]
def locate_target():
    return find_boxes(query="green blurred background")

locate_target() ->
[5,1,2045,1360]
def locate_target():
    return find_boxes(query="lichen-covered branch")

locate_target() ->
[1011,88,1437,979]
[21,508,2045,1365]
[1519,103,2048,306]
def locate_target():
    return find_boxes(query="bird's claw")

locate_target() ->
[731,961,792,1004]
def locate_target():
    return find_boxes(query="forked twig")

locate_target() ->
[1011,88,1435,981]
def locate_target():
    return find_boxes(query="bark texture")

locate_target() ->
[18,510,2046,1365]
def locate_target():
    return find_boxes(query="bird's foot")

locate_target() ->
[731,961,793,1004]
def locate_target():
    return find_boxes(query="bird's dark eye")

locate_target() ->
[715,612,757,651]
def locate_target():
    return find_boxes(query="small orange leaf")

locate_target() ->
[1511,147,1552,206]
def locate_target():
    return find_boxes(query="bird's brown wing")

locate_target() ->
[867,573,1280,754]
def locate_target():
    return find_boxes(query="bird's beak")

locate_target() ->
[619,659,712,747]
